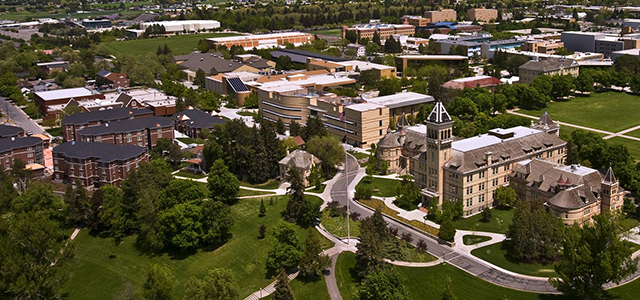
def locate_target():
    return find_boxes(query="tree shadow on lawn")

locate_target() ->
[499,242,558,270]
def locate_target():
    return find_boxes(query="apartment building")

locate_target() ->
[407,104,566,216]
[62,107,154,142]
[518,57,579,84]
[0,136,44,170]
[424,9,457,23]
[466,8,498,22]
[341,23,415,41]
[206,32,314,50]
[0,124,25,139]
[173,109,227,138]
[511,159,623,226]
[34,87,104,119]
[400,15,431,27]
[521,40,565,54]
[77,117,174,149]
[53,141,149,188]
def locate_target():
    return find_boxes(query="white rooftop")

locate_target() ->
[347,103,385,112]
[35,87,96,101]
[339,60,396,71]
[207,32,311,42]
[450,75,493,82]
[452,126,542,152]
[556,164,598,176]
[365,92,434,109]
[254,74,354,91]
[141,20,220,26]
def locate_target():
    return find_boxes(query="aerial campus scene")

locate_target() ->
[4,0,640,299]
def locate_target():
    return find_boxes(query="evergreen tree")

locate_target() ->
[284,166,305,222]
[259,224,266,239]
[289,120,301,137]
[276,118,286,135]
[372,31,381,46]
[259,199,267,217]
[273,269,294,300]
[356,210,390,276]
[193,69,206,87]
[163,43,171,55]
[442,276,457,300]
[299,229,331,279]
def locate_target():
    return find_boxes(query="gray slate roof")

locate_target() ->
[519,57,578,72]
[78,117,173,136]
[173,109,227,130]
[0,124,25,138]
[54,141,146,163]
[279,149,319,170]
[549,185,599,210]
[175,52,272,74]
[0,136,42,154]
[62,108,153,126]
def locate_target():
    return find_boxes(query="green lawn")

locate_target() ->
[463,235,492,245]
[609,137,640,161]
[176,137,205,144]
[625,129,640,139]
[471,242,558,277]
[335,252,360,300]
[63,195,329,299]
[454,208,514,234]
[320,210,361,238]
[45,127,62,137]
[347,151,370,160]
[402,244,437,263]
[356,177,399,197]
[307,184,326,193]
[102,32,239,57]
[267,276,331,300]
[621,218,640,231]
[517,92,640,133]
[308,29,343,37]
[240,179,281,190]
[238,188,276,197]
[174,171,205,179]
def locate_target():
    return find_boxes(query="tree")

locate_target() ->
[183,268,238,300]
[506,200,563,263]
[416,239,428,253]
[394,175,420,210]
[438,217,456,242]
[276,55,293,71]
[200,200,233,246]
[306,135,344,174]
[481,206,493,222]
[276,118,286,135]
[301,116,328,140]
[299,229,331,279]
[266,221,302,271]
[356,267,409,300]
[355,184,373,200]
[142,264,174,300]
[157,202,203,250]
[284,166,305,222]
[0,212,74,299]
[259,224,266,239]
[259,199,267,217]
[372,31,381,46]
[551,213,638,299]
[193,68,206,87]
[113,281,141,300]
[98,185,130,237]
[356,210,390,276]
[289,120,301,137]
[377,77,402,96]
[493,186,517,208]
[65,179,91,225]
[273,268,294,300]
[551,75,575,100]
[207,159,240,204]
[345,30,358,43]
[442,276,457,300]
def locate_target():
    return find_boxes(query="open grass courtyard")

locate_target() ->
[609,137,640,161]
[453,207,514,234]
[518,92,640,133]
[62,195,330,299]
[471,242,558,277]
[102,32,239,58]
[356,177,399,197]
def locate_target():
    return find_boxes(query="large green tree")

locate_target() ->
[266,221,302,271]
[356,267,409,300]
[506,200,563,263]
[551,213,638,299]
[183,268,238,300]
[298,229,331,279]
[142,264,175,300]
[306,135,344,174]
[493,186,517,208]
[207,159,240,204]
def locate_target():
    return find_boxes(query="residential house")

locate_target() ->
[279,149,320,186]
[96,69,130,89]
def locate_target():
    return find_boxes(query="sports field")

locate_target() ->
[102,32,239,58]
[307,29,342,37]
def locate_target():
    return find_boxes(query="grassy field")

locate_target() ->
[518,92,640,133]
[454,207,514,234]
[321,210,361,238]
[463,235,492,245]
[240,179,281,190]
[174,171,205,179]
[307,29,343,37]
[238,188,276,197]
[176,137,205,145]
[609,137,640,160]
[267,277,331,300]
[45,127,62,137]
[403,245,438,263]
[102,32,239,57]
[307,184,326,193]
[62,195,330,299]
[335,253,359,300]
[471,242,558,277]
[356,177,399,197]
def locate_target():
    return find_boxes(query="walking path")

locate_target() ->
[508,110,640,142]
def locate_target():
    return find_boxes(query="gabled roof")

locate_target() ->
[0,124,25,138]
[53,141,146,163]
[0,136,42,154]
[519,57,578,72]
[175,52,262,75]
[96,69,111,78]
[427,102,452,124]
[173,109,227,129]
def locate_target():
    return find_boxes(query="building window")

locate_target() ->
[466,186,473,195]
[379,129,382,136]
[379,120,382,127]
[565,212,569,219]
[479,171,485,178]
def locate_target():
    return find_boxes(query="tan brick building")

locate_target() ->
[206,32,314,50]
[520,40,565,54]
[424,9,457,23]
[518,57,580,84]
[400,15,431,27]
[466,8,498,22]
[342,24,415,42]
[407,104,566,216]
[53,141,149,188]
[77,116,174,149]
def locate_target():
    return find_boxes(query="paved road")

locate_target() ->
[0,97,46,135]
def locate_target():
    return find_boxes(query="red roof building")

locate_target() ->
[441,75,502,90]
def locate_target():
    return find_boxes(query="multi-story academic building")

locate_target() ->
[341,23,415,41]
[53,141,149,188]
[466,8,498,22]
[424,9,457,23]
[389,104,567,216]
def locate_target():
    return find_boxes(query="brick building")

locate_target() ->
[206,32,314,50]
[62,108,154,142]
[466,8,498,22]
[173,109,227,138]
[34,87,104,119]
[0,136,44,170]
[424,9,457,23]
[96,69,130,89]
[53,141,149,188]
[0,124,25,139]
[342,23,415,41]
[77,117,174,149]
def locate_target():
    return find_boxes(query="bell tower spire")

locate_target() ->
[424,102,454,207]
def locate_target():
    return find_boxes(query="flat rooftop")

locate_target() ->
[347,103,385,112]
[35,87,97,101]
[207,32,311,42]
[396,55,468,60]
[338,60,396,71]
[365,92,434,109]
[452,126,542,152]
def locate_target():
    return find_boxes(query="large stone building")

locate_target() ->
[466,8,498,22]
[394,104,566,216]
[510,159,623,225]
[77,116,174,149]
[424,9,457,23]
[341,23,415,42]
[518,57,579,84]
[53,141,149,188]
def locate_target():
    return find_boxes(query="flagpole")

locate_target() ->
[344,113,350,245]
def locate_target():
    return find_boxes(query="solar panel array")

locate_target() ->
[227,77,249,93]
